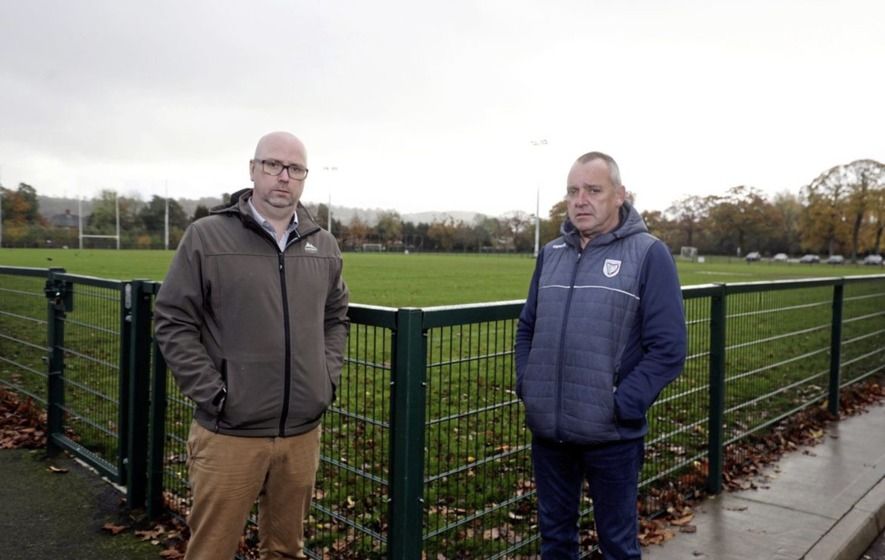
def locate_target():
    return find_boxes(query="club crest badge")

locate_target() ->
[603,259,621,278]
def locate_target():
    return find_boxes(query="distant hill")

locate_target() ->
[401,210,484,225]
[37,195,226,222]
[323,207,483,226]
[38,196,93,218]
[37,194,488,225]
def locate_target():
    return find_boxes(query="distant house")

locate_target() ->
[49,209,79,229]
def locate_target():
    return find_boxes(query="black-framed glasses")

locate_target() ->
[255,159,309,180]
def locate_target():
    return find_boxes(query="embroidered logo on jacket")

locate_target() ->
[552,243,566,249]
[304,242,318,253]
[603,259,621,278]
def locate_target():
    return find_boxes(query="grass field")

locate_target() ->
[2,248,884,557]
[2,248,882,307]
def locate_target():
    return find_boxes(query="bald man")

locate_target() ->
[155,131,350,559]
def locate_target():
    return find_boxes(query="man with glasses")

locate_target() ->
[155,131,350,559]
[516,151,686,559]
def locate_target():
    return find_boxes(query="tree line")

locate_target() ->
[0,186,194,249]
[1,159,883,257]
[645,159,884,260]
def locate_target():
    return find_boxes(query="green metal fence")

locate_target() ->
[1,266,883,559]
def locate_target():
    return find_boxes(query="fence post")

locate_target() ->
[118,284,132,484]
[706,284,727,494]
[124,280,152,509]
[44,269,71,455]
[827,280,844,417]
[147,283,168,519]
[388,308,427,560]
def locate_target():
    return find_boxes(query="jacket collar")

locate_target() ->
[212,188,323,239]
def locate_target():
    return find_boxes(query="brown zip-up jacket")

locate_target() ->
[154,190,350,437]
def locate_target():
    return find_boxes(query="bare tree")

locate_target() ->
[771,191,803,255]
[666,195,714,251]
[801,160,885,258]
[375,211,403,247]
[707,186,777,256]
[427,217,460,251]
[346,214,370,249]
[844,160,885,260]
[869,185,885,255]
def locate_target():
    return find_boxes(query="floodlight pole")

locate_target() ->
[78,197,83,249]
[323,166,338,234]
[115,192,120,250]
[164,181,170,250]
[534,188,540,258]
[530,138,548,258]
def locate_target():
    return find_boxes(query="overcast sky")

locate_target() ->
[1,1,883,218]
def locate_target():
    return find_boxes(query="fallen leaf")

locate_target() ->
[670,513,695,526]
[102,522,128,535]
[135,528,165,540]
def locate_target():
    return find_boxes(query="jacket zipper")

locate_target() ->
[277,250,293,437]
[241,214,315,437]
[554,248,582,441]
[275,228,308,437]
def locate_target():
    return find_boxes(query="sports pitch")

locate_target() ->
[1,248,882,307]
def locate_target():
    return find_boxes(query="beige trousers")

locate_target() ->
[184,421,321,560]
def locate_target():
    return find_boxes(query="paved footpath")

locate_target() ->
[645,401,885,560]
[0,448,160,560]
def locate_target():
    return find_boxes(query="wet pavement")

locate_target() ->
[644,401,885,560]
[0,448,160,560]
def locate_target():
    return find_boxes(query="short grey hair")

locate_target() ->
[575,151,622,187]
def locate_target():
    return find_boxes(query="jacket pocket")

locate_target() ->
[325,360,336,404]
[218,358,281,430]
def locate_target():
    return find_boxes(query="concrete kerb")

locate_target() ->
[804,477,885,560]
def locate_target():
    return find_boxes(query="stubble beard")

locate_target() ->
[265,185,296,210]
[267,194,294,209]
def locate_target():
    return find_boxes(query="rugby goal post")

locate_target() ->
[78,196,121,249]
[680,246,698,262]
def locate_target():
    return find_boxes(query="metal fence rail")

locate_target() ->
[0,266,883,559]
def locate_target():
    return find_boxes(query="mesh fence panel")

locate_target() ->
[840,278,885,385]
[722,284,832,469]
[56,277,125,473]
[307,318,393,558]
[641,293,711,513]
[0,269,49,404]
[422,316,537,559]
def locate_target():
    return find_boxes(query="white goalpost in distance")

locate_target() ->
[78,195,120,250]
